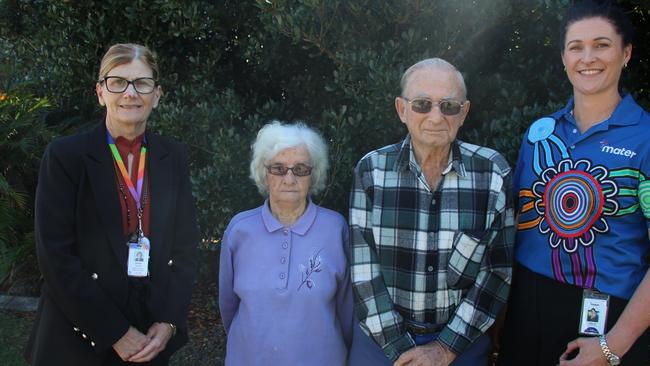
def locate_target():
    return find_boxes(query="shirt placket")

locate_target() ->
[277,227,291,290]
[565,113,610,150]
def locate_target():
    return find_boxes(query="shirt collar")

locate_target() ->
[114,133,144,156]
[552,94,643,127]
[261,198,317,235]
[394,135,466,177]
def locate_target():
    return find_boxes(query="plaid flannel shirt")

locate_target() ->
[349,136,515,361]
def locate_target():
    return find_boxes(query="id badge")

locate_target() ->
[578,289,609,335]
[127,236,150,277]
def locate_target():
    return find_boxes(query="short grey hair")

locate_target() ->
[249,121,329,196]
[399,58,467,100]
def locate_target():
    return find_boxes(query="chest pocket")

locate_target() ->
[447,231,487,289]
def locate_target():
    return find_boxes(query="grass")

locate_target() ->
[0,310,31,366]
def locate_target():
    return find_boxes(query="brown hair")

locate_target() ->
[97,43,159,80]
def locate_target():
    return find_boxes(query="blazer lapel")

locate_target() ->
[147,133,173,274]
[83,123,128,269]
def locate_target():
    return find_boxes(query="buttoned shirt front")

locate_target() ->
[219,201,354,366]
[349,136,515,360]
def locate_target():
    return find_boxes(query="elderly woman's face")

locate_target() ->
[96,59,161,130]
[266,146,312,205]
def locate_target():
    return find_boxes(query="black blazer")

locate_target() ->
[25,122,198,365]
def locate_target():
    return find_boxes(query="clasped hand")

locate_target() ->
[112,322,173,362]
[558,337,609,366]
[394,340,457,366]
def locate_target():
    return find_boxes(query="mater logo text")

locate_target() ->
[600,140,637,158]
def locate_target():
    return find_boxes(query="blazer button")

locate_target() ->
[73,327,80,332]
[91,273,98,280]
[167,259,173,266]
[82,333,87,339]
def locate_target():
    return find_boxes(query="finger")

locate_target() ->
[567,338,580,349]
[559,358,576,366]
[146,325,158,338]
[394,350,415,366]
[560,339,580,359]
[116,351,130,362]
[128,338,161,362]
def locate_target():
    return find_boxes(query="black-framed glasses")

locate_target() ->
[402,97,465,116]
[100,76,157,94]
[266,163,313,177]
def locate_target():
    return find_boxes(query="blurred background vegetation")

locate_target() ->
[0,0,649,291]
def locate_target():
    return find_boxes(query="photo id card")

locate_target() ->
[578,289,609,336]
[127,238,150,277]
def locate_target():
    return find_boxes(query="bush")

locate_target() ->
[1,0,649,256]
[0,70,55,288]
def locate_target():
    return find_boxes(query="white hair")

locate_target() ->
[400,58,467,100]
[249,121,329,196]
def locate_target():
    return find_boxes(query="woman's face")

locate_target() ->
[96,59,161,130]
[266,146,312,206]
[561,17,632,98]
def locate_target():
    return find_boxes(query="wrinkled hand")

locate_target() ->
[559,337,608,366]
[112,326,148,361]
[128,322,173,363]
[394,341,457,366]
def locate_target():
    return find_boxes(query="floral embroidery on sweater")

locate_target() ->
[298,248,323,291]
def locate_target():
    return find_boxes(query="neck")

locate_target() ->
[411,141,451,171]
[269,198,308,226]
[573,90,621,133]
[106,117,146,142]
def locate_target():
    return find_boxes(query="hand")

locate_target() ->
[559,337,608,366]
[112,326,148,361]
[128,322,173,363]
[394,341,457,366]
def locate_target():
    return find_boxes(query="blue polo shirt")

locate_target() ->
[514,94,650,300]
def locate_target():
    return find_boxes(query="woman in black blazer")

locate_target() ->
[25,43,198,365]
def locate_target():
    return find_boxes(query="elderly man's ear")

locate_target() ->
[460,100,471,123]
[395,97,408,124]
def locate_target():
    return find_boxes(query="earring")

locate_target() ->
[563,66,566,71]
[624,62,628,69]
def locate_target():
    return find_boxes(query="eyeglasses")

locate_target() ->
[100,76,157,94]
[402,97,465,116]
[266,163,313,177]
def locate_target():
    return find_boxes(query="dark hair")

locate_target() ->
[560,0,634,52]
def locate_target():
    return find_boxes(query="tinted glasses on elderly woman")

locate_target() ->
[265,163,313,177]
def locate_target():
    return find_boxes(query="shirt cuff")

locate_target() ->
[382,332,416,362]
[437,325,471,355]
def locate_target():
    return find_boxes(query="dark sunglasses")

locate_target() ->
[266,163,313,177]
[402,97,465,116]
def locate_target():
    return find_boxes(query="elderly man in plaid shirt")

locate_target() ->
[349,58,515,366]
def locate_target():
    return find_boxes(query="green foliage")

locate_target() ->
[1,0,649,252]
[0,74,54,283]
[0,310,31,366]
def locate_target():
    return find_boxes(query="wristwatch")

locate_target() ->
[167,322,177,337]
[598,335,621,366]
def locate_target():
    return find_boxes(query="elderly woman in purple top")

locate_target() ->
[218,121,354,365]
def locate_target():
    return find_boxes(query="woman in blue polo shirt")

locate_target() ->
[497,1,650,365]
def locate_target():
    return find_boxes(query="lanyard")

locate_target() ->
[107,132,147,212]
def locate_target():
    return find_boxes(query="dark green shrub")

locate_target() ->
[0,0,648,259]
[0,77,54,288]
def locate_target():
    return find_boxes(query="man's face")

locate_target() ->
[395,67,469,151]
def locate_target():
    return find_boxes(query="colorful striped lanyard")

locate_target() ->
[107,132,147,211]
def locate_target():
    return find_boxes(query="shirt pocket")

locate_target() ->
[446,231,486,289]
